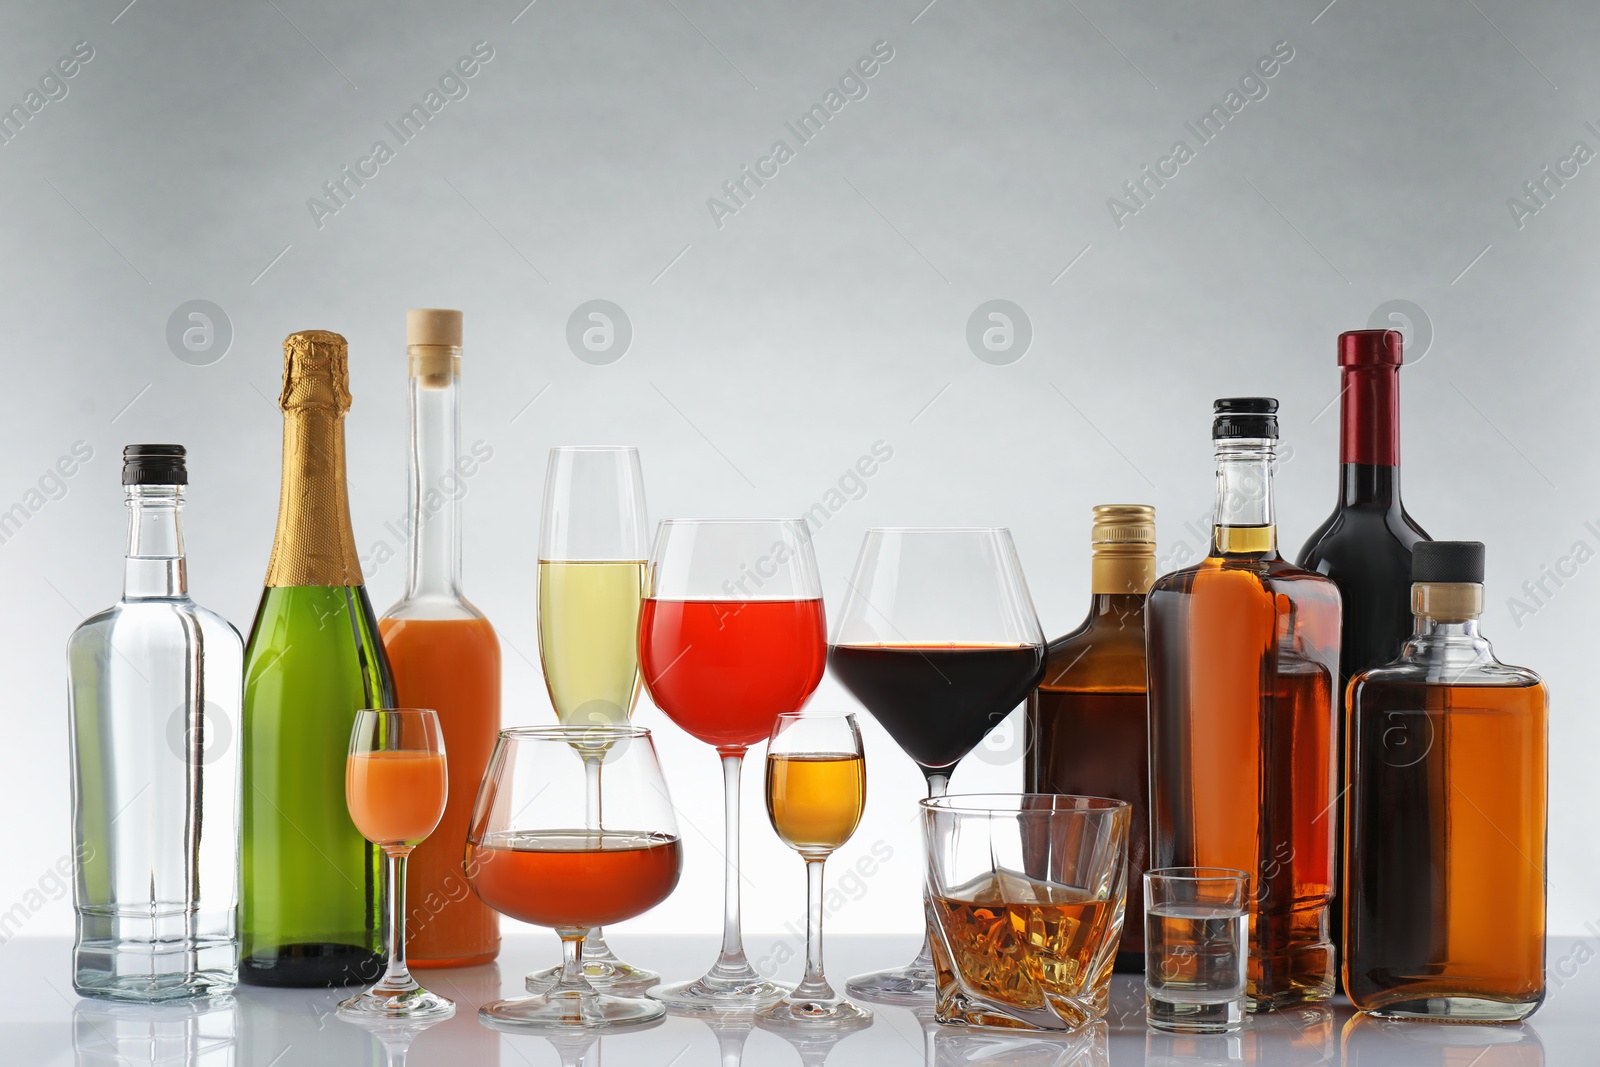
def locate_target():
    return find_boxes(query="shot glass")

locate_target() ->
[1144,868,1248,1034]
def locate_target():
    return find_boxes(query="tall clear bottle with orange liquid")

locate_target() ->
[379,309,501,968]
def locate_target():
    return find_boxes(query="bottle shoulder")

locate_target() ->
[1297,507,1429,574]
[382,593,489,624]
[1351,656,1544,693]
[1152,556,1341,602]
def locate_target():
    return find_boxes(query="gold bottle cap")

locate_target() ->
[406,308,463,347]
[280,330,352,414]
[1091,504,1157,549]
[1090,504,1156,596]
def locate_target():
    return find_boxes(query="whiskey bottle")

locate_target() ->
[1147,398,1342,1011]
[1344,541,1547,1021]
[1025,504,1155,973]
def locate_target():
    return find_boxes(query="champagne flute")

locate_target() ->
[759,712,872,1026]
[531,445,652,992]
[830,528,1046,1004]
[639,518,827,1010]
[339,708,454,1021]
[467,726,681,1030]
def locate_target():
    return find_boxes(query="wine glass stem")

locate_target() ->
[912,771,952,970]
[579,754,615,957]
[716,750,750,972]
[382,847,415,988]
[792,856,832,999]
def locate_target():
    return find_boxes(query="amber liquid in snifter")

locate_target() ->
[765,753,866,855]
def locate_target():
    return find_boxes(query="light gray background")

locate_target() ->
[3,0,1595,953]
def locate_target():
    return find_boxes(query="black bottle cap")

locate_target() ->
[1412,541,1485,584]
[122,444,187,486]
[1212,397,1279,440]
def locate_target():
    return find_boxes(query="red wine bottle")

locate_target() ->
[1296,329,1429,985]
[1297,329,1430,684]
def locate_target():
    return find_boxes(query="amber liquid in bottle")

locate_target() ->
[1148,403,1342,1011]
[1026,504,1155,973]
[1345,552,1547,1021]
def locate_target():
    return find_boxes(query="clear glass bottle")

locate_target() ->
[1025,504,1156,973]
[68,444,243,1001]
[1345,541,1547,1021]
[379,309,502,970]
[1146,399,1343,1011]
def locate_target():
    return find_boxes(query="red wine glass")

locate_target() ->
[829,527,1045,1004]
[638,518,827,1010]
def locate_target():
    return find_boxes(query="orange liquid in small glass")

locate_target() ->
[346,750,448,845]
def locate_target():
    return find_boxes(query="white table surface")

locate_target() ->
[2,934,1584,1065]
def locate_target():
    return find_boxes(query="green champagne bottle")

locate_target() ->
[240,330,392,987]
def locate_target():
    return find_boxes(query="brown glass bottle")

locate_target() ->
[1025,504,1155,973]
[1147,399,1342,1011]
[1345,541,1547,1021]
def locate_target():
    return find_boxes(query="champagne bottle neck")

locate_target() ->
[124,485,186,598]
[265,407,363,588]
[1211,438,1276,555]
[404,352,464,602]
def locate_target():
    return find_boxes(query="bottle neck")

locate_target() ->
[124,485,187,599]
[1340,364,1400,467]
[1405,583,1495,666]
[1211,438,1276,555]
[404,349,464,601]
[264,405,363,588]
[1090,552,1155,597]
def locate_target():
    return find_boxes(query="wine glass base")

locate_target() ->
[758,996,873,1026]
[845,963,937,1005]
[480,991,665,1031]
[337,984,455,1022]
[526,959,660,994]
[652,975,790,1012]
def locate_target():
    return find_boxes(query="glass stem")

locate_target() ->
[382,847,416,989]
[791,856,833,1001]
[911,771,951,971]
[712,750,754,977]
[580,755,615,962]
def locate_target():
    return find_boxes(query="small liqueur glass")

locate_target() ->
[923,793,1128,1032]
[758,712,873,1027]
[467,726,681,1030]
[339,709,454,1021]
[1143,867,1249,1034]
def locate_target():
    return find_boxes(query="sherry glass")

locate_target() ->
[531,445,652,992]
[760,712,872,1026]
[467,725,680,1030]
[638,518,827,1010]
[339,708,453,1021]
[830,528,1045,1004]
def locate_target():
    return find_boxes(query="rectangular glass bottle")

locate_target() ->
[379,309,501,969]
[1147,399,1342,1011]
[68,445,243,1001]
[1025,504,1156,973]
[240,331,391,987]
[1344,541,1547,1021]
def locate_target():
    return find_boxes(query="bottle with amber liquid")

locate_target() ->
[1147,398,1342,1011]
[241,331,391,986]
[379,309,501,969]
[1025,504,1155,974]
[1345,541,1547,1021]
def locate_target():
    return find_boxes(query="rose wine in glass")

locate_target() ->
[339,708,453,1021]
[638,518,826,1010]
[829,528,1045,1005]
[467,726,681,1030]
[529,445,652,993]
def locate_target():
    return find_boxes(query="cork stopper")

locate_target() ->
[407,308,462,347]
[280,330,352,414]
[1090,504,1157,595]
[406,309,462,386]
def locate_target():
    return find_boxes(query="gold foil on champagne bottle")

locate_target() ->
[264,330,365,588]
